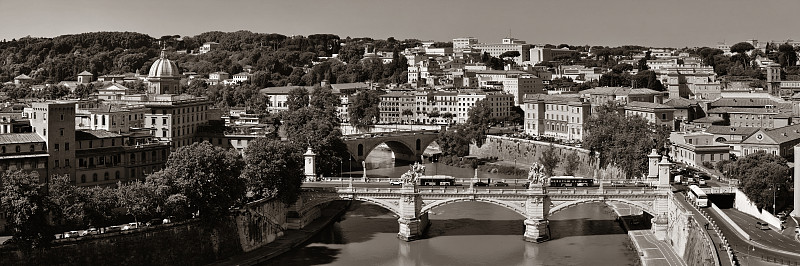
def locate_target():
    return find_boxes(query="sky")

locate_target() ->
[1,0,798,48]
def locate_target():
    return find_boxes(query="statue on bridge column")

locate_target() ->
[400,162,426,186]
[527,163,548,188]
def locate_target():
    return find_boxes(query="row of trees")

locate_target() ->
[0,87,350,249]
[717,152,792,213]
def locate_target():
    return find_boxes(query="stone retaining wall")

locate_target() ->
[0,196,290,265]
[469,135,599,177]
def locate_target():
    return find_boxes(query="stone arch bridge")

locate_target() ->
[297,184,671,242]
[342,130,440,163]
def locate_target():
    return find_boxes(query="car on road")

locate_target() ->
[63,231,79,238]
[122,223,139,231]
[389,180,403,186]
[755,220,771,230]
[474,181,489,187]
[493,181,509,187]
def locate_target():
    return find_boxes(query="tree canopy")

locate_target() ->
[243,138,304,204]
[0,170,53,249]
[727,152,791,212]
[583,103,670,178]
[348,90,381,129]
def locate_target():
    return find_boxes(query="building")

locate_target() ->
[453,37,478,50]
[27,101,76,180]
[670,132,731,168]
[579,87,664,106]
[474,70,544,105]
[209,72,230,82]
[147,49,181,95]
[740,123,800,158]
[232,72,252,83]
[96,83,131,101]
[415,91,458,124]
[623,101,676,130]
[706,107,791,129]
[76,104,147,133]
[523,94,591,142]
[77,71,93,84]
[379,91,416,124]
[456,91,514,124]
[74,130,169,186]
[471,38,531,65]
[0,133,49,181]
[529,47,579,65]
[137,94,211,150]
[199,42,219,54]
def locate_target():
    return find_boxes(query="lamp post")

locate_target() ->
[772,183,778,214]
[339,158,343,187]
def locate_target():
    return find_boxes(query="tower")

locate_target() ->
[766,63,781,96]
[304,147,316,182]
[147,49,181,95]
[29,102,76,183]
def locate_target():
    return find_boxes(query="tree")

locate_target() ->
[401,109,414,124]
[540,145,560,177]
[116,180,158,224]
[147,141,246,221]
[727,152,791,212]
[778,44,798,67]
[730,42,755,54]
[47,175,86,230]
[437,125,473,157]
[0,170,54,248]
[466,99,493,147]
[243,138,304,204]
[583,103,670,178]
[286,87,309,111]
[348,90,381,129]
[499,51,521,59]
[563,152,581,176]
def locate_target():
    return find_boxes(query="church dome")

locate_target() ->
[148,50,180,78]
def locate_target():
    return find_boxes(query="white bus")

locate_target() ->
[688,185,709,208]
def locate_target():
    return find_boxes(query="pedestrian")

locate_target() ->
[705,222,709,230]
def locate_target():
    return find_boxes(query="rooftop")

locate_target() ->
[625,101,674,109]
[0,133,44,144]
[75,130,123,140]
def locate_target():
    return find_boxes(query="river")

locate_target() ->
[265,147,640,265]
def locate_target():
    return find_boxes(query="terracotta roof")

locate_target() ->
[708,98,791,108]
[75,130,123,140]
[580,87,661,96]
[78,71,93,76]
[625,101,674,109]
[663,97,698,108]
[14,74,31,80]
[692,116,724,123]
[0,133,45,144]
[706,107,784,114]
[749,123,800,144]
[704,125,758,136]
[523,94,582,103]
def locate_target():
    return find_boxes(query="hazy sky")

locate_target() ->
[1,0,798,47]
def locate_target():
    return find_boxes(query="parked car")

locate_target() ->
[86,228,99,235]
[122,223,139,231]
[105,226,122,233]
[474,181,489,187]
[63,231,79,238]
[755,221,770,230]
[389,180,403,186]
[147,218,163,226]
[494,181,509,187]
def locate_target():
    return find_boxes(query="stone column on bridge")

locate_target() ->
[657,156,672,188]
[647,149,660,179]
[304,147,317,182]
[523,182,551,243]
[397,170,429,241]
[651,156,672,240]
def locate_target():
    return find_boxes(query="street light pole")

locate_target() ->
[772,183,777,214]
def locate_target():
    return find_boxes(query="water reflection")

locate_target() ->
[266,201,639,266]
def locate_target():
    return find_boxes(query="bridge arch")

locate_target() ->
[548,198,655,217]
[344,133,439,163]
[299,194,401,217]
[420,197,527,218]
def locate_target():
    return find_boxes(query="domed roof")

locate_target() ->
[148,50,180,78]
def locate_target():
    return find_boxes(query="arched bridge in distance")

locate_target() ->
[341,130,440,163]
[296,183,672,243]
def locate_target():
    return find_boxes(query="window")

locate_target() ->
[65,142,69,151]
[89,141,93,148]
[81,175,86,183]
[55,144,59,151]
[92,173,98,182]
[115,171,120,179]
[60,114,64,121]
[65,159,70,167]
[60,128,64,136]
[111,139,115,146]
[15,146,20,153]
[151,118,156,125]
[54,160,59,167]
[43,129,46,136]
[163,118,167,125]
[104,172,109,180]
[29,145,34,152]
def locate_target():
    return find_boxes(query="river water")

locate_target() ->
[266,147,640,266]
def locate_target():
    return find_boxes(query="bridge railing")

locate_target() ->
[331,186,665,196]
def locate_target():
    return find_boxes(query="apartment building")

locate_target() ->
[523,94,591,142]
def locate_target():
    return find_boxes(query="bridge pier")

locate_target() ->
[397,184,430,241]
[523,186,551,243]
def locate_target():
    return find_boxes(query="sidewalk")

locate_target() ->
[211,201,350,266]
[607,202,686,266]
